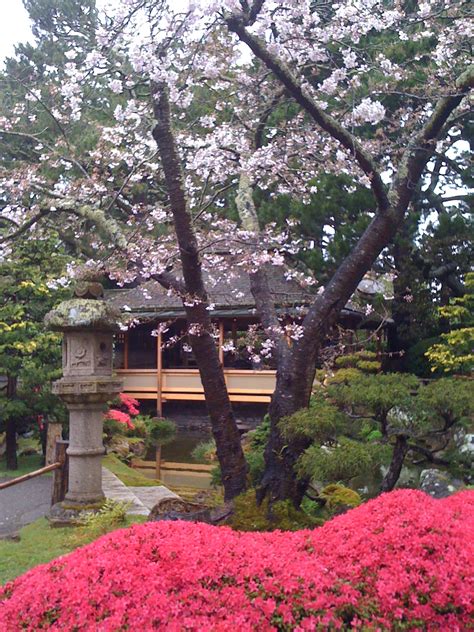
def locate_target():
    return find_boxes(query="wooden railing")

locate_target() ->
[0,439,69,506]
[116,368,276,408]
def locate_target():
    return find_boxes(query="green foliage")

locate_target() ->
[405,337,443,377]
[230,490,320,532]
[191,439,217,463]
[334,351,378,368]
[302,484,362,522]
[296,437,384,483]
[415,378,473,431]
[425,273,474,375]
[356,360,381,373]
[143,417,176,447]
[279,393,346,444]
[325,368,363,385]
[0,238,70,466]
[243,418,270,485]
[329,373,419,423]
[256,173,375,282]
[68,499,129,548]
[320,484,362,512]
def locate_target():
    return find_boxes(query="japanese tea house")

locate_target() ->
[106,269,387,415]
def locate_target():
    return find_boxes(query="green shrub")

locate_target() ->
[230,490,320,532]
[325,368,362,384]
[356,360,380,373]
[296,437,384,483]
[243,418,270,485]
[192,439,217,463]
[320,483,361,511]
[67,499,129,548]
[279,394,346,444]
[144,417,176,446]
[302,484,362,521]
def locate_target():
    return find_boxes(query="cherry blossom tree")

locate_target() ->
[1,0,472,503]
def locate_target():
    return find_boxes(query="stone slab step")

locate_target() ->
[128,486,180,511]
[102,468,180,516]
[101,468,149,516]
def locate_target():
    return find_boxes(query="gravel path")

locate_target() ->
[0,477,52,537]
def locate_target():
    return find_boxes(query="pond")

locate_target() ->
[135,427,425,495]
[136,429,214,489]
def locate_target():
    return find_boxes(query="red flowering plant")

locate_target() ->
[1,489,473,630]
[104,393,139,432]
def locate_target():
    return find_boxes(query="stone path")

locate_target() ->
[0,476,52,538]
[0,469,179,537]
[102,468,179,516]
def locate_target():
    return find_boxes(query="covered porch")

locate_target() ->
[113,318,277,414]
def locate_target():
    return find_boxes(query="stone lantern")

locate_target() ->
[45,282,122,522]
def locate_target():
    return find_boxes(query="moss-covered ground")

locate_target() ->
[102,453,161,486]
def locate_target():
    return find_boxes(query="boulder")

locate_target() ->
[148,497,233,524]
[419,468,465,499]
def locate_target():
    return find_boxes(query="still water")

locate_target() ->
[139,429,424,494]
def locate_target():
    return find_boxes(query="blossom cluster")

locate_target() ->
[1,489,472,630]
[103,393,139,430]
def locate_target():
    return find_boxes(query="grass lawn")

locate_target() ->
[0,438,47,479]
[0,454,47,478]
[0,515,146,585]
[103,453,161,486]
[1,453,156,585]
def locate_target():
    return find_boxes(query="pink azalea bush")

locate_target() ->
[1,490,473,631]
[103,393,139,430]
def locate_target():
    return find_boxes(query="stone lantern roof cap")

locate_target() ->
[45,298,122,332]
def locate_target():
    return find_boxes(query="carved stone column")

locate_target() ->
[45,283,122,523]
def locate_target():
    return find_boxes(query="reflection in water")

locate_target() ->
[138,429,214,489]
[140,429,424,494]
[145,430,212,464]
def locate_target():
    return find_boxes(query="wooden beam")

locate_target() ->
[124,332,129,369]
[218,320,224,365]
[157,330,163,416]
[161,393,271,403]
[0,462,61,491]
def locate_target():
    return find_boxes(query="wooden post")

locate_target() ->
[218,320,224,366]
[45,422,63,466]
[51,440,69,506]
[124,332,129,369]
[155,444,162,480]
[157,330,163,417]
[376,330,382,367]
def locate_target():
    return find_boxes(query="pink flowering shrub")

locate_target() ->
[1,490,473,631]
[104,393,139,430]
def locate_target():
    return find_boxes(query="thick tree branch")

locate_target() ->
[390,66,474,219]
[225,14,390,213]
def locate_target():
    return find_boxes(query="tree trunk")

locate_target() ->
[258,341,320,507]
[151,82,247,501]
[234,172,316,506]
[381,435,409,493]
[5,376,18,470]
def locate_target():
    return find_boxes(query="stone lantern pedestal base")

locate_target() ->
[47,376,122,526]
[48,500,107,527]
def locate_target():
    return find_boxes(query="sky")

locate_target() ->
[0,0,34,64]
